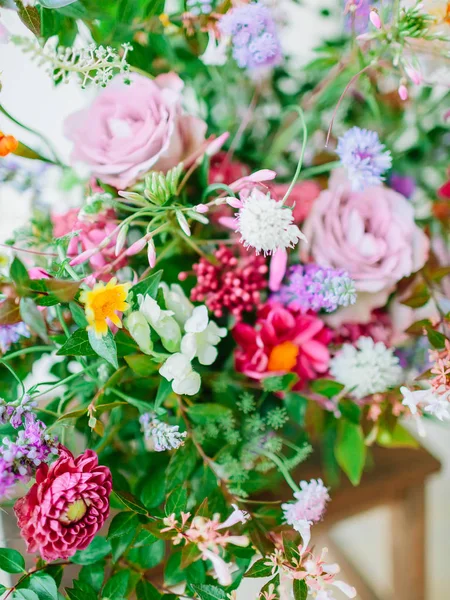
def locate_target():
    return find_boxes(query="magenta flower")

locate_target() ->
[14,448,112,562]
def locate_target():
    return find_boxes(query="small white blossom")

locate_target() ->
[330,337,402,399]
[160,283,195,326]
[138,294,181,353]
[401,386,450,421]
[159,353,201,396]
[181,306,227,366]
[200,30,229,66]
[234,188,306,256]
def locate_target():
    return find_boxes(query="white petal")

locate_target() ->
[181,333,197,361]
[332,581,357,598]
[202,549,232,587]
[185,305,209,333]
[172,371,201,396]
[197,343,218,366]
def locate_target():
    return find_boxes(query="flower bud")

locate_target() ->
[369,9,381,29]
[126,236,148,256]
[194,204,209,213]
[69,247,98,266]
[176,211,191,237]
[147,238,156,268]
[115,225,129,256]
[125,311,153,355]
[398,83,408,101]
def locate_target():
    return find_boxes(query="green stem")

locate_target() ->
[57,246,80,281]
[298,160,341,180]
[56,305,70,338]
[0,104,64,166]
[32,361,101,399]
[1,345,54,361]
[259,450,300,494]
[279,107,308,205]
[0,359,25,398]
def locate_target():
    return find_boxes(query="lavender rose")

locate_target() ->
[65,73,207,189]
[302,170,429,325]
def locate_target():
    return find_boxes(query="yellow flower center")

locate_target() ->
[80,278,130,337]
[267,341,299,372]
[59,499,87,524]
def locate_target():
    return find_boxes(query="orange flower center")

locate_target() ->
[267,341,299,372]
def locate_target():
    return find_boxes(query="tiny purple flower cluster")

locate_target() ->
[186,0,213,16]
[219,2,282,70]
[275,264,357,313]
[0,412,59,498]
[337,126,392,191]
[0,322,30,354]
[140,413,187,452]
[0,394,37,429]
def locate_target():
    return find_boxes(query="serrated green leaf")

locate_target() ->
[165,486,187,516]
[57,328,96,357]
[113,491,149,515]
[88,329,118,369]
[107,511,140,540]
[0,548,26,573]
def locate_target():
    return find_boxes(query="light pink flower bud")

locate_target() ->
[115,225,128,256]
[125,236,148,256]
[226,197,244,209]
[176,211,191,236]
[369,9,381,29]
[69,247,99,266]
[247,169,277,183]
[147,238,156,268]
[398,83,408,101]
[405,65,422,85]
[205,132,230,157]
[194,204,210,213]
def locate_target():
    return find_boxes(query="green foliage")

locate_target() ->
[0,548,26,573]
[335,420,366,485]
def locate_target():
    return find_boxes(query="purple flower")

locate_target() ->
[274,264,356,313]
[336,127,392,191]
[390,173,416,199]
[219,3,282,70]
[0,414,58,498]
[344,0,372,33]
[186,0,213,15]
[0,321,30,354]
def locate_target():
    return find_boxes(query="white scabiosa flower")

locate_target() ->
[181,305,227,366]
[159,353,201,396]
[233,188,306,256]
[330,337,402,399]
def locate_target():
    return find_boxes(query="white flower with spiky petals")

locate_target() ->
[330,337,402,399]
[233,188,306,256]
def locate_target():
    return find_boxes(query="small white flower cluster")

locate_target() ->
[14,36,132,88]
[401,386,450,424]
[126,284,226,395]
[234,188,306,256]
[140,413,187,452]
[330,336,402,399]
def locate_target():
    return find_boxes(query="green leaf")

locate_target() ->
[57,328,96,357]
[69,302,88,328]
[141,469,166,509]
[190,584,227,600]
[88,329,118,369]
[79,561,105,593]
[293,579,308,600]
[165,438,197,491]
[115,330,139,356]
[283,392,307,425]
[244,558,273,578]
[20,298,48,342]
[0,298,21,325]
[262,372,298,392]
[23,573,58,600]
[113,491,149,515]
[125,354,158,376]
[72,537,111,565]
[102,570,129,599]
[377,423,419,449]
[311,378,345,398]
[65,580,97,600]
[259,574,279,597]
[108,511,140,540]
[10,257,31,294]
[12,591,39,600]
[131,270,163,308]
[181,542,201,570]
[154,376,172,411]
[45,279,80,303]
[427,329,447,350]
[335,420,366,485]
[136,580,162,600]
[186,403,231,424]
[165,486,187,516]
[0,548,26,573]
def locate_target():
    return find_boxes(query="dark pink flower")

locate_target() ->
[14,448,112,562]
[233,303,332,387]
[209,152,250,185]
[52,208,124,274]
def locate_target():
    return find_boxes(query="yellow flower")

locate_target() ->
[80,278,131,338]
[424,0,450,26]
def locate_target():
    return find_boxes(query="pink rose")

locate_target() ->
[65,73,207,189]
[14,448,112,562]
[303,170,429,324]
[270,180,321,222]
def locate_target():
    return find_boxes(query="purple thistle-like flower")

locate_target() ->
[0,413,58,498]
[274,264,356,313]
[337,127,392,191]
[186,0,213,15]
[219,2,282,70]
[390,173,416,199]
[0,321,30,354]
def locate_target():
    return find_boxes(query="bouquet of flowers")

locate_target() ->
[0,0,449,599]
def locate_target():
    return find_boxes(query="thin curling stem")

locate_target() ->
[280,106,308,205]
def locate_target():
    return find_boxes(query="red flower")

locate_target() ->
[209,152,250,185]
[14,448,112,562]
[233,303,332,387]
